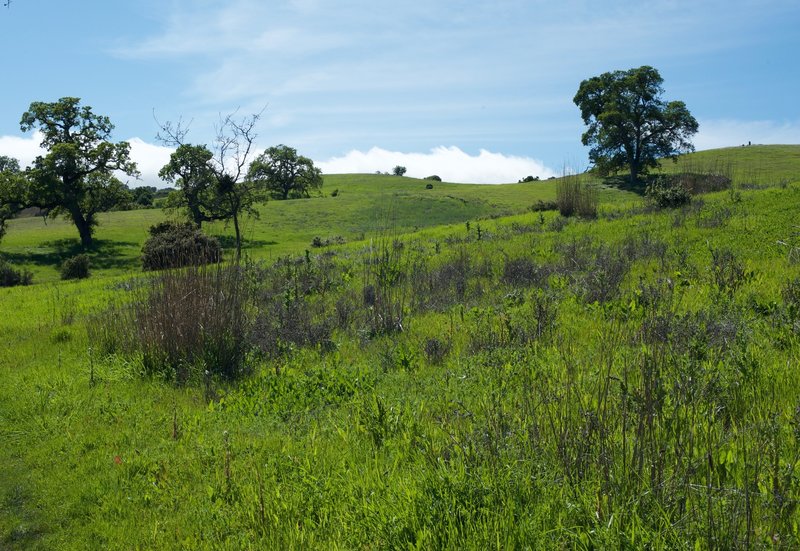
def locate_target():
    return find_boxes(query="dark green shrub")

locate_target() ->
[424,175,441,181]
[528,199,559,212]
[425,183,434,190]
[141,221,222,271]
[646,176,692,209]
[0,259,33,287]
[60,254,90,280]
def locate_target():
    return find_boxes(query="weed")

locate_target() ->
[709,247,752,297]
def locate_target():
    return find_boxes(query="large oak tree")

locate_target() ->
[20,97,139,247]
[573,66,698,183]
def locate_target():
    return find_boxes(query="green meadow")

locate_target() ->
[1,146,800,549]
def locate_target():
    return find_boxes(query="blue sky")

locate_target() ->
[1,0,798,185]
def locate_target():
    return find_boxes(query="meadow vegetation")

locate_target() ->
[1,146,800,548]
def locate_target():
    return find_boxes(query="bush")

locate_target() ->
[60,254,90,280]
[646,176,692,209]
[519,175,539,183]
[141,221,222,271]
[0,259,33,287]
[424,175,441,181]
[425,183,434,190]
[392,166,407,177]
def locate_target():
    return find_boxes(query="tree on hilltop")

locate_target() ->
[247,144,322,200]
[573,66,698,183]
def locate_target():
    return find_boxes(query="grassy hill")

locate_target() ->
[656,144,800,185]
[0,173,637,282]
[1,145,799,548]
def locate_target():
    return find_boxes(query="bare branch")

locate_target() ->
[153,110,193,147]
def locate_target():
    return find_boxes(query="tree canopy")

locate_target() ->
[248,145,322,200]
[18,97,139,247]
[573,66,698,183]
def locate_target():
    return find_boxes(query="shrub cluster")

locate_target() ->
[60,254,90,280]
[645,176,692,209]
[141,221,222,271]
[0,259,33,287]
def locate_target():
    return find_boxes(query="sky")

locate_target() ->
[0,0,798,186]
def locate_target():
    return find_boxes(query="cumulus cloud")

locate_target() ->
[695,119,800,150]
[126,138,175,188]
[0,132,46,167]
[317,146,556,184]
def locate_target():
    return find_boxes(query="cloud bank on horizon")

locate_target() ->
[317,147,556,183]
[3,117,800,188]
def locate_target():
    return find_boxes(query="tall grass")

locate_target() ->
[556,172,598,218]
[90,261,253,382]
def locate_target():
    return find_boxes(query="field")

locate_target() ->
[1,146,800,549]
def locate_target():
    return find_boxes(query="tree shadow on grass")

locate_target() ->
[603,175,647,196]
[214,236,278,250]
[2,238,140,271]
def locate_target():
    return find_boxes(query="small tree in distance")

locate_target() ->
[248,144,322,200]
[392,166,407,177]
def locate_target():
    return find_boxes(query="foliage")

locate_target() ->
[17,97,139,247]
[645,175,692,208]
[141,221,222,271]
[248,144,322,200]
[159,144,221,226]
[60,253,90,280]
[0,156,25,242]
[424,175,441,181]
[0,258,32,286]
[574,66,698,183]
[518,175,539,182]
[392,165,407,177]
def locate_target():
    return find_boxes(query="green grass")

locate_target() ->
[656,144,800,185]
[0,173,637,282]
[1,145,800,548]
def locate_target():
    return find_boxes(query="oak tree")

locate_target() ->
[573,66,698,183]
[19,97,139,247]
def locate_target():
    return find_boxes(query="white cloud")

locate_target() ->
[0,133,174,188]
[126,138,174,188]
[0,132,46,167]
[317,146,556,184]
[694,119,800,150]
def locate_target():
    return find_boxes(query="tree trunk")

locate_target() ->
[629,160,640,186]
[69,206,94,248]
[233,212,241,260]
